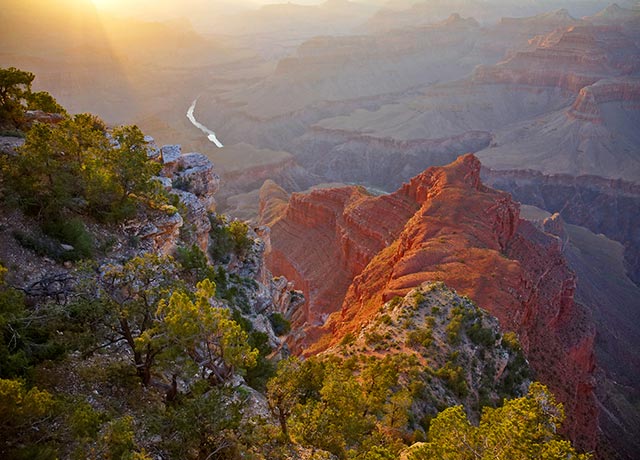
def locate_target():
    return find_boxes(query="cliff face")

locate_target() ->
[293,126,492,191]
[473,25,640,92]
[482,168,640,285]
[260,181,419,329]
[567,77,640,122]
[262,154,598,451]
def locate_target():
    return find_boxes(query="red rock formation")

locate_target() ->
[261,181,419,328]
[262,154,598,451]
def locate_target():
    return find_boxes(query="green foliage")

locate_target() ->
[228,220,252,257]
[269,312,291,336]
[266,356,410,459]
[407,382,591,460]
[102,416,139,460]
[0,378,56,458]
[208,215,253,262]
[27,91,66,114]
[407,317,435,350]
[0,66,65,131]
[412,290,425,308]
[502,331,521,351]
[435,363,468,398]
[42,217,94,260]
[244,330,275,391]
[466,321,496,347]
[69,401,106,440]
[387,296,403,309]
[445,313,463,345]
[0,67,35,128]
[0,265,63,379]
[2,113,165,225]
[72,254,181,385]
[176,244,216,283]
[152,383,243,460]
[156,279,258,382]
[340,332,356,347]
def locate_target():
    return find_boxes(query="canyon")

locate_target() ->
[261,154,639,455]
[3,0,640,457]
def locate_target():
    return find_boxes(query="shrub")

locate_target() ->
[435,363,468,398]
[42,218,94,260]
[466,322,496,347]
[340,332,356,347]
[445,314,463,345]
[269,313,291,336]
[407,326,433,349]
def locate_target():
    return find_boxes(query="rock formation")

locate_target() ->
[473,24,639,91]
[518,204,640,460]
[483,167,640,284]
[262,154,598,451]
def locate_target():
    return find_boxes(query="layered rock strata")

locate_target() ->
[262,154,598,451]
[483,168,640,285]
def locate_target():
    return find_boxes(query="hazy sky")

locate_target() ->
[92,0,326,13]
[91,0,334,24]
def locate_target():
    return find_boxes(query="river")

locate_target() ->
[187,99,224,148]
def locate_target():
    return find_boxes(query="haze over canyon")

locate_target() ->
[1,0,639,459]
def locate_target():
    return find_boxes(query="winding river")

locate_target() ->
[187,99,224,148]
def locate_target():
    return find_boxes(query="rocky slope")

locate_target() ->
[519,206,640,459]
[325,281,532,425]
[261,154,598,451]
[483,167,640,284]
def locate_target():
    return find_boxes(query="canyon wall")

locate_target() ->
[483,168,640,285]
[262,154,599,451]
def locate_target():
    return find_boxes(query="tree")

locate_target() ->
[80,254,181,385]
[0,378,55,457]
[406,382,591,460]
[0,67,34,128]
[100,125,162,220]
[27,91,66,114]
[3,112,166,223]
[266,357,304,441]
[152,383,243,460]
[154,279,258,385]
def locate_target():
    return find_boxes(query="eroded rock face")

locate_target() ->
[173,152,220,211]
[473,25,640,92]
[132,146,221,254]
[482,168,640,284]
[294,126,492,191]
[567,77,640,122]
[262,154,598,451]
[137,210,184,255]
[261,178,419,329]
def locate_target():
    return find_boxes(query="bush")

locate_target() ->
[445,314,463,345]
[42,218,94,260]
[407,326,433,349]
[269,313,291,336]
[176,244,215,282]
[229,220,252,256]
[435,363,468,398]
[3,112,165,225]
[466,322,496,348]
[340,332,356,347]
